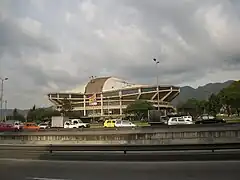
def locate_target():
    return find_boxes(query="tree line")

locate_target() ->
[177,80,240,117]
[6,105,62,123]
[6,80,239,122]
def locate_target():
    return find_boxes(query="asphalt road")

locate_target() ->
[1,150,240,161]
[2,123,240,135]
[0,159,239,180]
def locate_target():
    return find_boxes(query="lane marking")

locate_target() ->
[26,177,71,180]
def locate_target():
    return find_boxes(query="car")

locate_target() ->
[115,120,136,128]
[4,120,24,131]
[103,119,117,128]
[0,123,16,132]
[64,119,90,128]
[23,122,40,131]
[195,117,226,124]
[167,117,194,125]
[38,123,50,129]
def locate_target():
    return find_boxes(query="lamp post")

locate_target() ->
[0,77,8,121]
[4,100,7,121]
[153,59,160,111]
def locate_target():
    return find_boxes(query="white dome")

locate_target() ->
[66,76,146,94]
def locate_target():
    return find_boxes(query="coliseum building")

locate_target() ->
[48,76,180,117]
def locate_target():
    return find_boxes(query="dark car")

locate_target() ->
[195,115,226,124]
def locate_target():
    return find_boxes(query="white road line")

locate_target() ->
[26,177,71,180]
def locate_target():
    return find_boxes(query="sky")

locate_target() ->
[0,0,240,109]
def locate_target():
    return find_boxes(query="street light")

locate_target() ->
[4,100,7,121]
[0,77,8,121]
[153,58,160,111]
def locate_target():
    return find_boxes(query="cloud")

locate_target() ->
[0,0,240,109]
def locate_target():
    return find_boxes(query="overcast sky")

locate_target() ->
[0,0,240,109]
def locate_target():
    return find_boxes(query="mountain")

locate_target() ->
[172,80,235,105]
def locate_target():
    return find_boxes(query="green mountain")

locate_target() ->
[172,80,235,105]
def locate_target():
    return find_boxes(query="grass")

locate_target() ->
[132,121,150,127]
[226,119,240,123]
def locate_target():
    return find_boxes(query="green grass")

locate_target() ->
[226,119,240,123]
[89,123,103,128]
[132,121,150,127]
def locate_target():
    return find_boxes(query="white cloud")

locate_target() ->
[0,0,239,109]
[79,0,97,22]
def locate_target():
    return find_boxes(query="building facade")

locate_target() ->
[48,77,180,117]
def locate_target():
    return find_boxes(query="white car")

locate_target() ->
[64,119,90,128]
[38,123,49,129]
[167,117,194,125]
[115,120,136,128]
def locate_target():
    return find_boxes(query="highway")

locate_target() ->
[0,149,240,161]
[0,159,239,180]
[2,123,240,135]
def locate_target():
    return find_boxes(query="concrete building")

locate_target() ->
[48,76,180,117]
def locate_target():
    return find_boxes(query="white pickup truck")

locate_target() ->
[64,119,90,128]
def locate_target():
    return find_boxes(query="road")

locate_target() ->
[1,149,240,161]
[2,123,240,135]
[0,159,239,180]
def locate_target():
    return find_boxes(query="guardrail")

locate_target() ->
[0,143,240,154]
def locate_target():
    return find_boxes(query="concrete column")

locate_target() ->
[69,94,71,99]
[120,98,122,115]
[119,91,122,115]
[101,93,103,116]
[137,88,141,99]
[83,95,86,116]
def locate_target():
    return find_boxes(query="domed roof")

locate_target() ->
[66,76,145,94]
[85,77,111,93]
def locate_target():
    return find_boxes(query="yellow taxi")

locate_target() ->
[103,119,116,128]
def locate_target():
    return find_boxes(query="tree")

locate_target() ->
[177,98,206,117]
[9,108,25,122]
[218,80,240,116]
[32,105,36,111]
[61,98,73,115]
[125,100,154,120]
[206,94,221,116]
[27,106,61,122]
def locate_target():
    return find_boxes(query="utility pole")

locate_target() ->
[153,59,160,110]
[0,77,8,121]
[4,100,7,121]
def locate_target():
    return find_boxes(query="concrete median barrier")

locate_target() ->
[0,125,239,145]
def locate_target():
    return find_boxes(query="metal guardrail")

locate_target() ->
[0,143,240,154]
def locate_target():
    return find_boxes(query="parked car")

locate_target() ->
[167,117,194,125]
[115,120,136,128]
